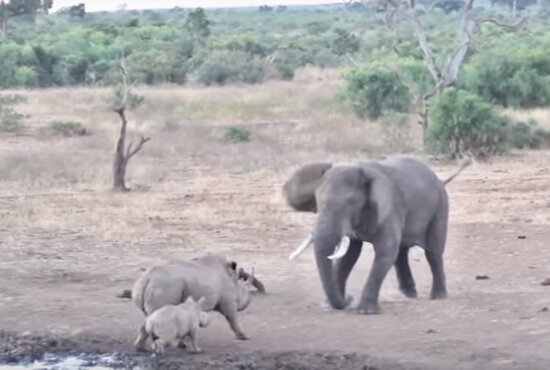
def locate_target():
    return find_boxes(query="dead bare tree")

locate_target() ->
[346,0,527,144]
[112,58,150,191]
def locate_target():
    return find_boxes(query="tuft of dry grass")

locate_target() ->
[503,108,550,130]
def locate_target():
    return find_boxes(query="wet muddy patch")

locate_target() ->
[0,331,419,370]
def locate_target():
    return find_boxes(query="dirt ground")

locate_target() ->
[1,81,549,369]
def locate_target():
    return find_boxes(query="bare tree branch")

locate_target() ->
[127,136,151,160]
[476,15,528,30]
[404,10,441,82]
[387,65,420,105]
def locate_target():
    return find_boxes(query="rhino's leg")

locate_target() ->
[133,322,149,352]
[187,327,202,354]
[177,337,187,349]
[152,339,166,356]
[218,302,248,340]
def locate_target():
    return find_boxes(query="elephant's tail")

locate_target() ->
[443,157,472,185]
[131,271,152,315]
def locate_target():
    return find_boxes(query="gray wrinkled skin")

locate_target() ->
[283,156,470,315]
[132,254,253,351]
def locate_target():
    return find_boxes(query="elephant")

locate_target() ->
[282,155,471,314]
[131,253,256,351]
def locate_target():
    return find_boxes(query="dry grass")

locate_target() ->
[503,107,550,130]
[1,67,550,240]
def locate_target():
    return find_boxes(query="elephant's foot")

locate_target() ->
[399,286,418,299]
[320,295,354,311]
[357,302,381,315]
[235,332,249,340]
[430,289,448,300]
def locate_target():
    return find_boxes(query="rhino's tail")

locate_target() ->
[443,157,472,185]
[116,289,132,299]
[131,271,152,316]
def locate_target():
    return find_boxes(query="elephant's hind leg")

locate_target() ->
[394,246,417,298]
[425,202,449,299]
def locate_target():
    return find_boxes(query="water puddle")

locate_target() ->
[0,352,137,369]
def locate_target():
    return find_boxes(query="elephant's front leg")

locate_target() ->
[334,239,363,300]
[358,234,400,315]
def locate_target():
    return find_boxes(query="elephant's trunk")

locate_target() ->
[313,219,348,310]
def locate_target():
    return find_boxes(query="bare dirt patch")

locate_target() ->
[1,78,549,369]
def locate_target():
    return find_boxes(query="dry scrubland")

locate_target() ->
[1,68,550,369]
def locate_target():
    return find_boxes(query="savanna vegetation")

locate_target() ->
[1,0,550,161]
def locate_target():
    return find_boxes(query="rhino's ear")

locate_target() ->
[197,296,205,307]
[227,261,237,271]
[184,296,193,304]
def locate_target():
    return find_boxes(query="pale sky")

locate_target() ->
[52,0,329,12]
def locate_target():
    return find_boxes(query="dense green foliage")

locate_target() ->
[0,2,549,158]
[0,5,368,87]
[462,47,550,109]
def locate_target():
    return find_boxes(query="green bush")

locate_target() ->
[224,126,251,143]
[13,66,38,87]
[48,120,89,136]
[197,50,266,85]
[462,49,550,109]
[0,95,25,133]
[427,88,509,159]
[507,118,550,149]
[330,28,360,56]
[341,65,411,120]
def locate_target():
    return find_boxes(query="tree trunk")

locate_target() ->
[0,17,7,37]
[113,109,129,192]
[113,156,128,191]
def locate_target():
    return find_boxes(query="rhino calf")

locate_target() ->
[132,254,256,351]
[139,296,209,355]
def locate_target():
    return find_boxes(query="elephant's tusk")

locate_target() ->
[289,233,313,260]
[327,236,351,260]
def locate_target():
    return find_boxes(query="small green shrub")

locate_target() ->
[0,94,25,133]
[48,120,89,137]
[197,50,266,85]
[0,105,23,133]
[507,118,550,149]
[427,88,509,159]
[224,126,251,143]
[0,94,27,105]
[341,65,411,120]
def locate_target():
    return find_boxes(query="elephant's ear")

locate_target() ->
[282,162,332,213]
[359,164,394,228]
